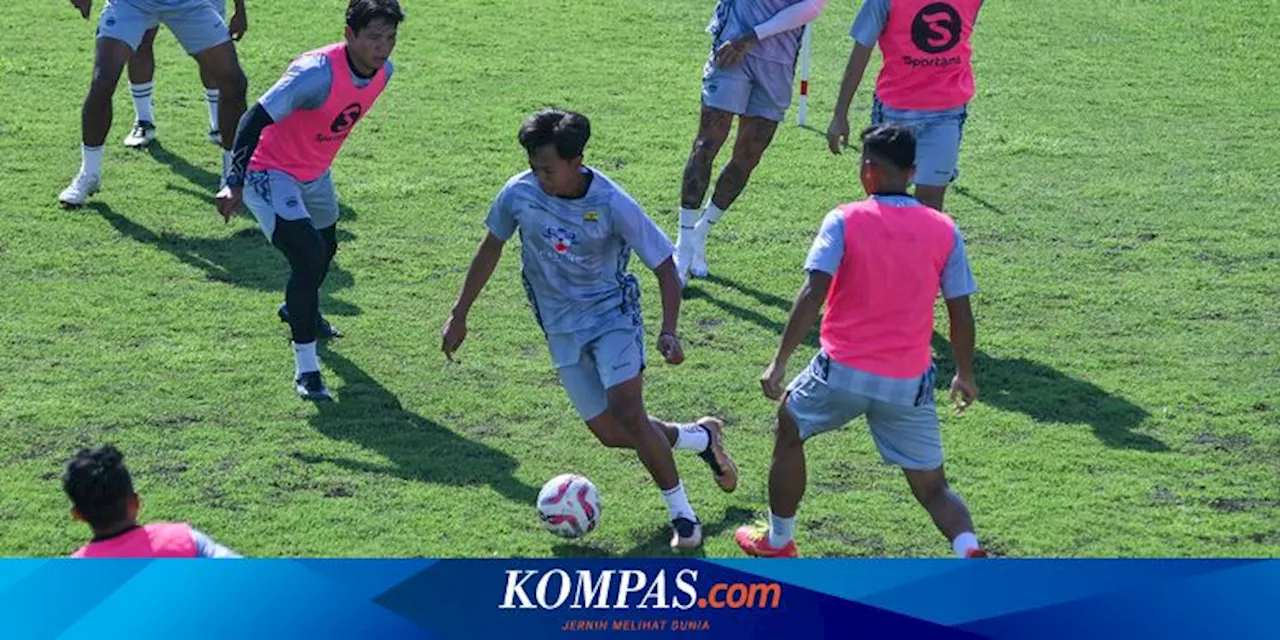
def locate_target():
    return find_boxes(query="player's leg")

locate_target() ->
[606,376,704,550]
[60,2,151,206]
[689,57,790,277]
[242,171,331,401]
[736,353,865,558]
[574,329,738,491]
[169,0,245,183]
[867,391,984,557]
[675,54,742,282]
[910,108,967,212]
[277,171,344,339]
[123,27,160,148]
[199,0,227,144]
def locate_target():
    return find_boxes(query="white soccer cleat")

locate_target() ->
[690,244,709,279]
[58,172,101,208]
[122,121,156,148]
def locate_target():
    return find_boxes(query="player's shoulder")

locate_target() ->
[496,170,540,199]
[587,169,639,206]
[383,58,395,81]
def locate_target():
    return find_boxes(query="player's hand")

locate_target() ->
[441,313,468,362]
[826,115,850,154]
[70,0,92,19]
[760,358,787,400]
[657,331,684,365]
[949,374,979,415]
[215,185,242,223]
[228,10,248,41]
[714,31,758,68]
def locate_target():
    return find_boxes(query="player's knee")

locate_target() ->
[212,65,248,100]
[773,403,803,448]
[909,473,949,506]
[729,148,764,174]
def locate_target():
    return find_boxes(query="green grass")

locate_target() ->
[0,0,1276,558]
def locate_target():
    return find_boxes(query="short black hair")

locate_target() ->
[347,0,405,34]
[860,124,916,171]
[518,109,591,160]
[63,444,134,530]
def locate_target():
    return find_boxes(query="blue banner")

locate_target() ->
[0,559,1275,639]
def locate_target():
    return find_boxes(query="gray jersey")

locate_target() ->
[486,169,674,368]
[711,0,808,66]
[259,51,395,122]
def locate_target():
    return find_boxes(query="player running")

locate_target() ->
[736,125,986,559]
[826,0,984,212]
[64,444,240,558]
[121,0,249,148]
[442,108,739,551]
[675,0,832,283]
[58,0,249,207]
[216,0,404,401]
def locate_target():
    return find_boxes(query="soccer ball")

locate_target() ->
[537,473,601,538]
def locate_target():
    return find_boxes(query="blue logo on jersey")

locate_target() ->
[543,226,577,255]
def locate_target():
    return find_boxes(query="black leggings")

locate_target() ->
[271,217,338,344]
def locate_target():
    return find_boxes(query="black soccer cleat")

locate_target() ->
[278,303,343,339]
[294,371,332,402]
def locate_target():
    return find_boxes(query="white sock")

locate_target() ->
[703,202,727,225]
[660,482,696,522]
[131,82,154,123]
[673,424,710,452]
[206,88,220,132]
[293,341,319,376]
[952,532,980,558]
[677,207,701,245]
[768,509,795,548]
[80,144,104,177]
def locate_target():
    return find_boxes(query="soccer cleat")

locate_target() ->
[670,517,703,551]
[735,524,799,558]
[278,303,344,339]
[208,129,222,145]
[123,121,157,148]
[965,548,988,558]
[294,371,332,401]
[58,172,101,208]
[695,417,738,493]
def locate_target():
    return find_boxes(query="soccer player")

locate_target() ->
[826,0,984,212]
[216,0,404,401]
[675,0,832,283]
[735,125,986,559]
[64,444,240,558]
[58,0,250,207]
[442,109,739,550]
[121,0,249,148]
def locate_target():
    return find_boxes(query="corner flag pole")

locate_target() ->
[797,23,813,127]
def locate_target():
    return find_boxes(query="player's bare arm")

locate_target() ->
[653,257,685,365]
[827,43,874,154]
[761,270,831,399]
[945,296,979,414]
[442,231,506,361]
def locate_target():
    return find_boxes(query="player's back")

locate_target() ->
[821,196,957,378]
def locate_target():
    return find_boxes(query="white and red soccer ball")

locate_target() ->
[537,473,601,538]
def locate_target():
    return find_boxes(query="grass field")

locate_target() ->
[0,0,1276,558]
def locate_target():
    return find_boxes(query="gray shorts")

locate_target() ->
[242,170,341,240]
[785,353,944,470]
[557,327,647,421]
[701,52,796,122]
[97,0,230,55]
[871,97,968,187]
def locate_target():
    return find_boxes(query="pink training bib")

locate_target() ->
[875,0,981,111]
[72,522,198,558]
[250,42,389,182]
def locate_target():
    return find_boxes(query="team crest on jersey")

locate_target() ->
[543,226,577,254]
